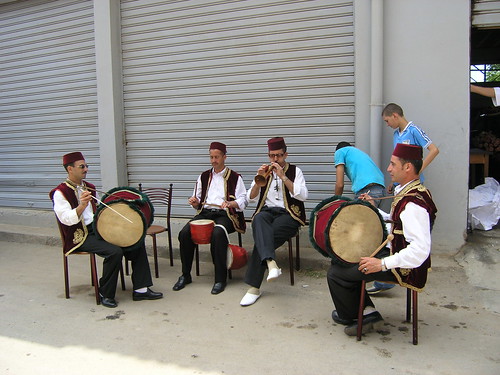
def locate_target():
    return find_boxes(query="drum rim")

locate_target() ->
[309,195,352,258]
[309,195,388,263]
[93,186,154,251]
[325,199,388,265]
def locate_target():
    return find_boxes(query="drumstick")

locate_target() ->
[360,193,419,202]
[90,195,134,224]
[78,185,126,201]
[77,185,134,224]
[369,234,394,257]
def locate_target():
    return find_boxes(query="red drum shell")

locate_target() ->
[311,198,348,257]
[190,219,215,245]
[226,244,248,270]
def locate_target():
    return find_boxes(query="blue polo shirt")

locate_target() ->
[393,121,432,182]
[334,146,385,195]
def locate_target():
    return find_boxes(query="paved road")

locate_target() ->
[0,235,498,375]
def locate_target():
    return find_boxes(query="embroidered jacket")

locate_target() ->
[49,181,97,254]
[252,163,306,225]
[198,168,246,233]
[390,180,437,291]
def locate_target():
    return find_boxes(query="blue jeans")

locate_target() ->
[355,184,385,208]
[373,281,395,290]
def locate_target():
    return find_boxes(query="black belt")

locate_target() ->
[364,183,384,189]
[203,208,225,213]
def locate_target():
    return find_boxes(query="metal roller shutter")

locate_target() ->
[121,0,354,217]
[472,0,500,28]
[0,0,99,210]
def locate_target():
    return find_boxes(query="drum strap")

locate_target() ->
[215,224,231,243]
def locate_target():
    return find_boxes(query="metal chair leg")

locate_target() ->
[195,245,200,276]
[151,234,159,278]
[357,280,367,341]
[288,238,294,285]
[89,253,101,305]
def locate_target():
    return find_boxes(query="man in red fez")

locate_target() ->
[327,143,437,337]
[173,142,247,295]
[240,137,308,306]
[49,152,162,308]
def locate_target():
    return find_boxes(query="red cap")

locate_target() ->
[63,152,85,165]
[267,137,286,151]
[209,142,227,154]
[392,143,423,160]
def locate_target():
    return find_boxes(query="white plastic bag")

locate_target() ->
[468,177,500,230]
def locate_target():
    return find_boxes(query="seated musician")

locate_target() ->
[240,137,308,306]
[327,144,437,336]
[50,152,162,308]
[172,142,247,295]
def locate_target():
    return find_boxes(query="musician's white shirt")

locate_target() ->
[53,189,94,226]
[378,181,432,270]
[193,167,248,211]
[247,167,308,209]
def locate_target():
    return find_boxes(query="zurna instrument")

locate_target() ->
[254,164,275,186]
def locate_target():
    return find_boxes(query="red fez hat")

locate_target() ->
[267,137,286,151]
[209,142,227,154]
[392,143,423,160]
[63,152,85,165]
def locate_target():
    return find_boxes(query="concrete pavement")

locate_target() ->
[0,220,499,375]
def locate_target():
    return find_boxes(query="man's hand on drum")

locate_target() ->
[359,193,375,207]
[358,257,382,274]
[188,196,200,207]
[221,200,237,209]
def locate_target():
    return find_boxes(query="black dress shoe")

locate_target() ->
[100,296,118,308]
[172,275,192,291]
[211,282,226,295]
[331,310,354,325]
[344,311,384,336]
[133,288,163,301]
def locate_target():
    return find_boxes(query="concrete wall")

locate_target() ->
[381,0,470,251]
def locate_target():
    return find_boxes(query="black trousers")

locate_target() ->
[326,248,397,320]
[244,207,300,288]
[78,225,153,298]
[178,209,235,283]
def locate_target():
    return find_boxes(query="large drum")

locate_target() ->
[226,244,248,270]
[190,219,215,244]
[309,196,387,266]
[93,187,154,251]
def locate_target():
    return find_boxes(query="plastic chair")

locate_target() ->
[139,183,174,277]
[357,279,418,344]
[56,218,126,305]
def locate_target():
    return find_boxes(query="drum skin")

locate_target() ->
[226,244,248,270]
[309,196,387,266]
[93,187,153,251]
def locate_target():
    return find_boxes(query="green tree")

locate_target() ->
[486,64,500,82]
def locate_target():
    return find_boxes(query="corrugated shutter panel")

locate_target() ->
[0,0,99,210]
[121,0,354,218]
[472,0,500,28]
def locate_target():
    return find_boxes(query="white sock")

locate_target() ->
[266,259,278,270]
[247,287,260,295]
[135,287,147,293]
[363,306,376,315]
